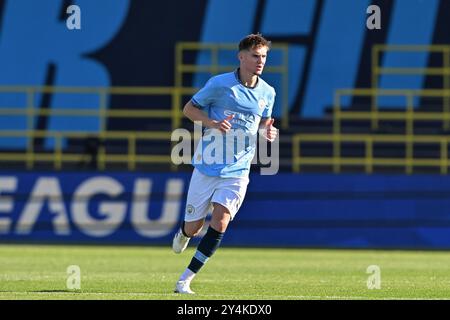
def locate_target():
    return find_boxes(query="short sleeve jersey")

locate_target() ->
[191,69,276,178]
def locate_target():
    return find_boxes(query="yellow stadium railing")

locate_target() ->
[290,45,450,175]
[292,133,449,175]
[326,88,450,175]
[372,44,450,129]
[0,85,197,132]
[333,88,450,135]
[0,130,175,171]
[175,42,290,129]
[0,86,200,171]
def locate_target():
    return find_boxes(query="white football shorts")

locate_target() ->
[184,168,250,222]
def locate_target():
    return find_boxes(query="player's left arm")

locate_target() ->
[259,117,278,142]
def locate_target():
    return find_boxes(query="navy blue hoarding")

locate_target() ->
[2,172,450,249]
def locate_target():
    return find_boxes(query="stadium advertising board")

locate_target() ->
[1,172,450,249]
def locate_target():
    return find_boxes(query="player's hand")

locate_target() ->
[264,118,277,142]
[211,114,234,133]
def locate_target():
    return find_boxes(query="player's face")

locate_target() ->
[239,45,268,76]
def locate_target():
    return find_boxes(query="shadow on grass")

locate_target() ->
[29,290,82,293]
[0,289,81,293]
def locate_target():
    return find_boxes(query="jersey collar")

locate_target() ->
[235,68,259,89]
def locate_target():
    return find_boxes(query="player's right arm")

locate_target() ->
[183,100,234,133]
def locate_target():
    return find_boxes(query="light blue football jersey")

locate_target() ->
[191,69,276,178]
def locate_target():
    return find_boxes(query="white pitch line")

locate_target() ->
[1,291,449,300]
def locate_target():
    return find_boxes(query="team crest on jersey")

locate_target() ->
[186,204,195,215]
[258,98,266,110]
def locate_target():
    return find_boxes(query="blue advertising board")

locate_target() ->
[1,172,450,249]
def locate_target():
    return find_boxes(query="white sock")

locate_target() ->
[179,268,196,282]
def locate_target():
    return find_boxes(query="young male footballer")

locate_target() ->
[172,33,278,294]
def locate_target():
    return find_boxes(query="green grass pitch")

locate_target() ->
[0,244,449,300]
